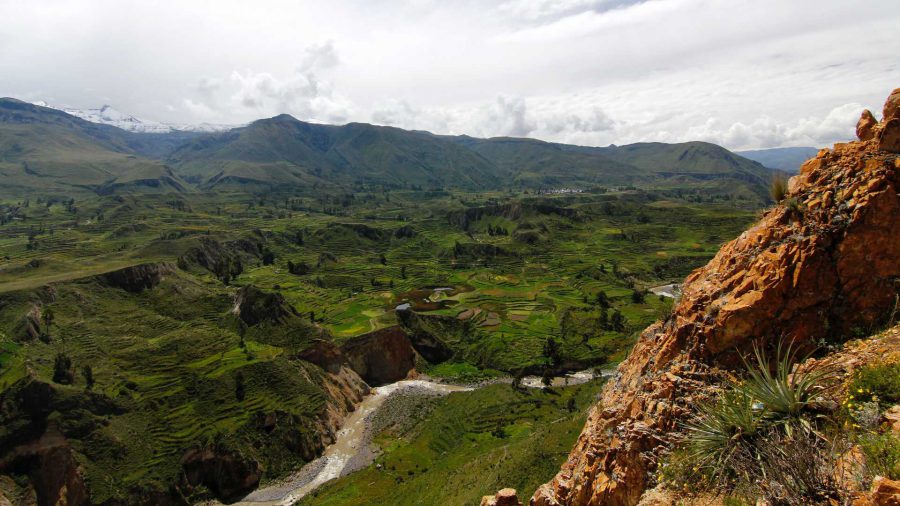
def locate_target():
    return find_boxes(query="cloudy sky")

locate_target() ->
[2,0,898,150]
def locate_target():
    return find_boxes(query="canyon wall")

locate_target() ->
[530,89,900,505]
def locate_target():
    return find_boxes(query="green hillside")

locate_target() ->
[0,99,193,198]
[168,116,501,190]
[1,99,780,206]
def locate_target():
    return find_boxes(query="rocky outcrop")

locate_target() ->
[99,262,175,292]
[481,488,523,506]
[298,339,348,374]
[879,119,900,153]
[396,310,457,363]
[180,446,261,502]
[177,237,263,281]
[529,90,900,505]
[858,110,878,141]
[0,378,125,506]
[10,304,41,342]
[340,326,418,386]
[233,285,298,326]
[884,88,900,122]
[855,476,900,505]
[299,328,418,386]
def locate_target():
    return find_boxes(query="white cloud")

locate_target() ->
[227,68,351,122]
[497,0,609,21]
[1,0,898,149]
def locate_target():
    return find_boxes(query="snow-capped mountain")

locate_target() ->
[32,101,236,134]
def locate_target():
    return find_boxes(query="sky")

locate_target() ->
[1,0,899,150]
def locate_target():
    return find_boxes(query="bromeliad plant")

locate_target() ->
[736,341,831,420]
[668,341,842,503]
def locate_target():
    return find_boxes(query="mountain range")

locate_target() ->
[736,146,820,172]
[32,101,237,134]
[0,98,784,202]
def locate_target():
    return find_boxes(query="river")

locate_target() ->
[221,370,610,505]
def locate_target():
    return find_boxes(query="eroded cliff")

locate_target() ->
[529,89,900,505]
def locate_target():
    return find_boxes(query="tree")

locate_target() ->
[611,309,626,332]
[511,370,525,391]
[631,289,646,304]
[41,307,54,339]
[595,290,610,309]
[598,307,609,330]
[543,337,561,367]
[400,265,407,279]
[379,254,387,265]
[541,368,554,388]
[53,352,74,384]
[566,397,577,412]
[82,365,94,390]
[235,371,246,401]
[261,249,275,266]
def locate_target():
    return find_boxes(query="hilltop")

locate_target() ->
[0,99,194,196]
[1,98,782,204]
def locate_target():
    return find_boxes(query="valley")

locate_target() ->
[3,2,899,504]
[0,97,800,506]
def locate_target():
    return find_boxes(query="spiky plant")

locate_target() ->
[735,341,831,421]
[683,389,766,483]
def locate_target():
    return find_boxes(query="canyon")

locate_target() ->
[494,89,900,505]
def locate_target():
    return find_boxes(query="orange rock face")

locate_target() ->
[858,109,878,141]
[530,90,900,506]
[482,488,524,506]
[879,119,900,153]
[855,476,900,506]
[884,88,900,122]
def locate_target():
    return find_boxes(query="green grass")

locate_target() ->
[850,361,900,404]
[0,186,755,502]
[298,380,605,506]
[0,271,326,502]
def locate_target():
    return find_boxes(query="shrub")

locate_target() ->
[682,389,766,485]
[53,352,74,384]
[751,423,846,504]
[82,365,94,390]
[850,362,900,404]
[858,432,900,480]
[673,341,843,501]
[770,176,788,202]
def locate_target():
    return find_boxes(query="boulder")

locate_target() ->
[878,119,900,153]
[481,488,522,506]
[884,88,900,122]
[179,446,261,502]
[857,109,879,141]
[100,262,175,292]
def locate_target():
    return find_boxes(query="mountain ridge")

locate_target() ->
[1,98,780,203]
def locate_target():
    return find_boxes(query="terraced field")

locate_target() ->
[0,187,755,502]
[297,380,607,506]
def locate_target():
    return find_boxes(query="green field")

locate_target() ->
[298,381,606,506]
[0,186,754,502]
[1,187,752,368]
